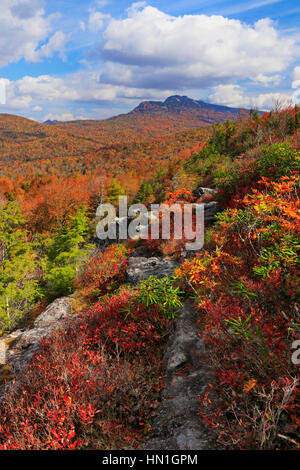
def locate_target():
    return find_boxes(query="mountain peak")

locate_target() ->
[130,94,247,121]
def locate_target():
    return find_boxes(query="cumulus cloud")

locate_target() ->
[43,112,78,122]
[293,66,300,81]
[33,31,68,61]
[209,85,247,108]
[0,0,67,67]
[88,11,111,33]
[253,73,281,86]
[0,3,298,119]
[209,84,293,110]
[98,5,296,90]
[0,71,174,116]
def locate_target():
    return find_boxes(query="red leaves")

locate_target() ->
[0,293,166,450]
[176,174,300,449]
[76,245,130,299]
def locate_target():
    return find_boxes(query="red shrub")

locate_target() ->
[176,175,300,449]
[0,293,166,450]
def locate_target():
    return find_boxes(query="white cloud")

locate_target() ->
[43,112,78,122]
[0,4,298,118]
[98,5,296,90]
[209,84,293,110]
[0,0,67,67]
[209,85,247,108]
[88,11,110,33]
[255,92,293,109]
[79,21,86,32]
[253,73,281,86]
[33,31,68,61]
[0,70,174,116]
[293,66,300,81]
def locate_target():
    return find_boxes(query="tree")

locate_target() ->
[0,201,40,331]
[134,181,154,204]
[106,179,125,207]
[250,108,260,121]
[45,208,93,300]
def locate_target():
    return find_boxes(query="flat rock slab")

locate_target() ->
[142,303,215,450]
[126,257,179,284]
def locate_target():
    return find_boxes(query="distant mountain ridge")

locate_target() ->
[130,95,245,117]
[43,95,251,125]
[0,94,254,178]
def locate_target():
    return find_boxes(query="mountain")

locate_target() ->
[43,119,60,125]
[0,95,252,177]
[130,95,245,119]
[47,95,250,144]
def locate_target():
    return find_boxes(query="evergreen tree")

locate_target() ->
[45,208,93,300]
[134,181,154,204]
[106,179,125,207]
[0,201,40,331]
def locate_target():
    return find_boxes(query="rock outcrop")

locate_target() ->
[0,297,73,398]
[204,201,219,224]
[126,256,180,284]
[193,187,218,199]
[96,193,219,248]
[142,303,215,450]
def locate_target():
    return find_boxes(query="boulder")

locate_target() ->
[193,186,218,199]
[127,257,179,284]
[34,297,73,329]
[0,297,73,382]
[0,330,23,366]
[204,201,219,224]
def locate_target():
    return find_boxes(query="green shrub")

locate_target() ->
[256,143,299,180]
[135,276,183,320]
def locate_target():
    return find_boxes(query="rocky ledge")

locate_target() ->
[142,303,215,450]
[0,297,74,399]
[126,256,180,284]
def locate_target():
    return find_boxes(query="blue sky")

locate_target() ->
[0,0,299,121]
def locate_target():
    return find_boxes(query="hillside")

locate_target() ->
[49,95,249,141]
[0,96,251,179]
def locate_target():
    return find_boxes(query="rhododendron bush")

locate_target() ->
[176,174,300,449]
[0,293,166,450]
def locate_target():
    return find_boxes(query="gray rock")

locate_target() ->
[126,257,179,284]
[142,303,216,450]
[204,201,219,224]
[0,330,23,366]
[0,297,73,389]
[194,187,218,199]
[34,297,73,329]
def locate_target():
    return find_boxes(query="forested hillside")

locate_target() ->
[0,96,245,177]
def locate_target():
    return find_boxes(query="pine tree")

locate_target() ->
[0,201,40,331]
[45,208,93,300]
[106,179,125,207]
[134,181,154,204]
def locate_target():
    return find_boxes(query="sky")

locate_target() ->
[0,0,299,122]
